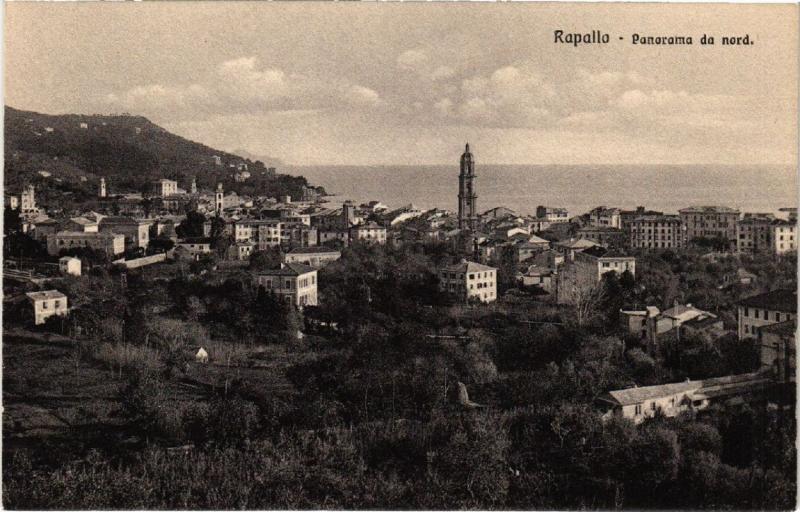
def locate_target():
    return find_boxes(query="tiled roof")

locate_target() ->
[679,206,740,214]
[26,290,66,301]
[286,246,341,254]
[259,262,316,276]
[442,260,496,273]
[737,289,796,313]
[759,319,796,336]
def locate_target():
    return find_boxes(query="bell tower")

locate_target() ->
[458,143,478,231]
[215,183,224,215]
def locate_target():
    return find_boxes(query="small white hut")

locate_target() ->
[195,347,209,363]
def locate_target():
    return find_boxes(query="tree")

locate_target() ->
[562,274,606,327]
[176,211,206,238]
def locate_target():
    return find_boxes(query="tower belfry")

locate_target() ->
[458,143,478,231]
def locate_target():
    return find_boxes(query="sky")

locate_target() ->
[5,3,798,166]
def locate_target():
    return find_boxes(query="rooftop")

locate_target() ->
[26,290,67,301]
[581,245,633,259]
[759,319,797,337]
[679,206,740,214]
[286,246,342,254]
[737,289,797,313]
[442,259,496,273]
[259,262,316,276]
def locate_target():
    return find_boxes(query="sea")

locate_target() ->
[287,164,797,217]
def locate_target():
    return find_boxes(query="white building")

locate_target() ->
[59,256,82,276]
[771,220,797,255]
[439,259,497,303]
[26,290,69,325]
[350,222,387,244]
[47,231,125,258]
[151,179,179,198]
[284,246,342,268]
[255,263,318,307]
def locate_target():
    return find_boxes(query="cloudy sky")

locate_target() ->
[5,3,797,166]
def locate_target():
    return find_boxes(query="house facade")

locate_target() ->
[47,231,125,258]
[438,259,497,303]
[26,290,69,325]
[255,263,318,307]
[629,215,685,250]
[737,289,797,340]
[679,206,740,246]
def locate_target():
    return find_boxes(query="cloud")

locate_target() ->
[345,85,384,107]
[101,56,383,119]
[397,49,429,71]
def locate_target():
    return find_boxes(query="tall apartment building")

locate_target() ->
[771,220,797,255]
[679,206,740,246]
[629,215,685,250]
[736,214,775,254]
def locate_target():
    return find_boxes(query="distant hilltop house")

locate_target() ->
[25,290,68,325]
[149,179,179,198]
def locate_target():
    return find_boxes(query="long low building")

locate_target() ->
[598,372,771,424]
[46,231,125,258]
[283,246,341,268]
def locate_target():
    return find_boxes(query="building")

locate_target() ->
[151,179,179,198]
[758,320,795,383]
[318,229,350,247]
[558,246,635,305]
[457,143,478,231]
[255,263,318,307]
[99,177,107,198]
[536,206,569,223]
[284,246,341,268]
[518,265,554,292]
[47,232,125,258]
[438,259,497,303]
[227,241,255,261]
[20,185,38,215]
[65,217,99,233]
[175,238,213,260]
[737,289,797,340]
[25,290,69,325]
[629,215,685,250]
[679,206,740,246]
[589,207,622,229]
[554,237,602,262]
[622,303,722,350]
[215,183,224,214]
[59,256,82,276]
[99,217,151,250]
[736,214,775,254]
[190,177,198,195]
[598,373,770,424]
[31,218,61,242]
[577,226,627,248]
[350,222,387,244]
[771,219,797,255]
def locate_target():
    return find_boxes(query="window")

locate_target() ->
[651,401,656,411]
[744,307,749,317]
[42,301,48,310]
[755,310,760,319]
[776,313,781,322]
[634,404,642,415]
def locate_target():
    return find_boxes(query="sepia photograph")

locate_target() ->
[2,2,798,510]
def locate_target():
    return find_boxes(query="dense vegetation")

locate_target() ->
[3,240,796,509]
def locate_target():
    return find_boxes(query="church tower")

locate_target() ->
[458,143,478,231]
[215,183,224,215]
[99,177,107,198]
[190,177,197,195]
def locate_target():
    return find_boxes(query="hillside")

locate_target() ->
[4,106,287,197]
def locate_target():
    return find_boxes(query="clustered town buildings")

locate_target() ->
[5,143,797,425]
